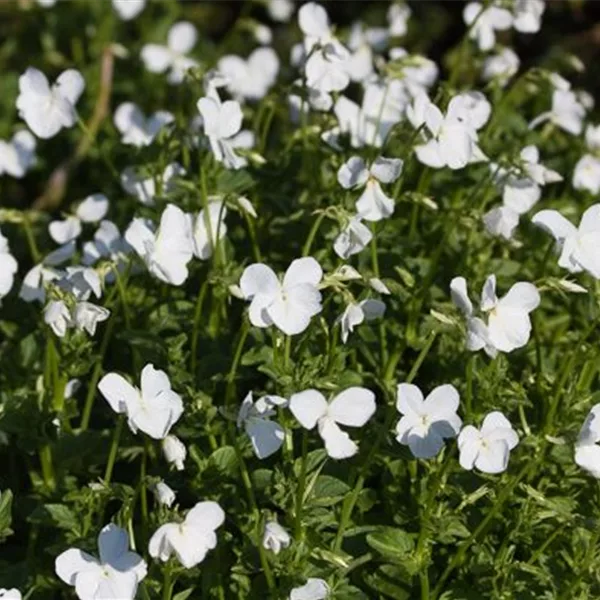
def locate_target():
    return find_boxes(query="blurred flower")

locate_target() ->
[120,162,185,206]
[289,578,330,600]
[338,299,385,343]
[72,301,110,336]
[112,0,145,20]
[48,194,109,245]
[263,521,291,554]
[573,154,600,195]
[0,229,17,301]
[458,412,519,474]
[55,524,147,600]
[482,47,520,86]
[162,435,186,471]
[463,2,512,52]
[388,3,411,37]
[16,67,85,139]
[290,387,376,459]
[0,590,21,600]
[44,300,71,337]
[99,364,184,439]
[148,501,224,568]
[192,200,227,260]
[575,403,600,478]
[113,102,173,147]
[529,89,585,135]
[268,0,294,22]
[0,130,36,178]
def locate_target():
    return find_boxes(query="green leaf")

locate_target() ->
[366,527,414,561]
[311,475,350,507]
[0,490,13,542]
[208,446,238,478]
[173,589,195,600]
[28,504,79,533]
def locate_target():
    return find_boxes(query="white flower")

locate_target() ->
[153,481,176,507]
[289,578,330,600]
[388,3,411,37]
[162,435,186,471]
[512,0,545,33]
[333,216,372,259]
[0,591,20,600]
[239,257,323,336]
[99,364,184,439]
[337,156,403,221]
[83,220,131,271]
[575,404,600,478]
[411,93,489,170]
[125,204,194,286]
[49,193,109,244]
[60,266,102,300]
[387,48,439,93]
[72,301,110,336]
[112,0,146,20]
[585,124,600,151]
[121,162,185,206]
[19,263,62,304]
[463,2,513,51]
[141,22,199,84]
[450,275,540,357]
[395,383,462,459]
[458,412,519,474]
[263,521,291,554]
[237,392,287,459]
[369,277,391,294]
[55,524,147,600]
[44,300,72,338]
[148,501,225,569]
[113,102,173,147]
[268,0,294,22]
[197,94,246,170]
[0,130,36,178]
[482,47,520,86]
[338,299,385,343]
[0,229,17,301]
[16,67,84,139]
[289,387,376,459]
[192,200,227,260]
[532,204,600,278]
[573,154,600,194]
[529,89,585,135]
[218,48,279,101]
[299,2,350,93]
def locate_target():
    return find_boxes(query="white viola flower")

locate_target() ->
[0,590,21,600]
[218,48,279,102]
[44,300,72,338]
[153,481,176,507]
[290,387,376,459]
[99,363,184,440]
[239,257,323,336]
[268,0,294,22]
[49,216,82,245]
[256,25,272,45]
[288,85,333,122]
[16,67,84,139]
[512,0,545,33]
[463,2,513,52]
[237,392,287,459]
[532,204,600,278]
[263,521,291,554]
[395,383,462,459]
[0,229,18,301]
[458,412,519,474]
[342,24,379,84]
[113,102,173,147]
[388,3,411,37]
[585,124,600,151]
[55,524,147,600]
[575,404,600,478]
[162,435,186,471]
[192,200,227,260]
[482,47,520,86]
[529,89,585,135]
[299,2,351,93]
[72,301,110,336]
[338,299,385,343]
[197,94,246,170]
[141,21,199,84]
[83,220,131,272]
[113,0,146,20]
[120,162,185,206]
[125,204,194,286]
[148,501,225,569]
[450,275,540,356]
[20,263,62,304]
[483,206,521,241]
[0,130,36,178]
[289,578,330,600]
[48,193,109,245]
[337,156,403,222]
[411,93,489,170]
[333,216,372,259]
[388,48,439,93]
[60,266,102,301]
[573,154,600,195]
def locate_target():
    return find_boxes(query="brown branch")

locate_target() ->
[33,46,115,212]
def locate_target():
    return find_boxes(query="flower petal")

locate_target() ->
[289,389,328,429]
[328,387,376,427]
[396,383,424,416]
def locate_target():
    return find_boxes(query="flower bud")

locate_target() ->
[262,521,291,554]
[162,435,186,471]
[153,481,176,507]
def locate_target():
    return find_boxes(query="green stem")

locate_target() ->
[294,430,309,541]
[22,213,41,263]
[190,277,210,374]
[225,320,250,406]
[465,354,474,420]
[302,212,326,257]
[104,416,124,485]
[39,444,56,491]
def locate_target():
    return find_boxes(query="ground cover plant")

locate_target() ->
[1,0,600,598]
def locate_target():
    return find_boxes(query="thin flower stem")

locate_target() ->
[294,430,309,541]
[332,332,438,552]
[370,223,388,368]
[190,277,210,374]
[21,213,41,263]
[465,354,474,420]
[39,444,56,492]
[162,563,174,600]
[225,320,250,406]
[140,440,149,540]
[302,212,326,257]
[243,210,262,263]
[104,416,124,485]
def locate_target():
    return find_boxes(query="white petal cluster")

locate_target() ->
[113,102,173,147]
[337,299,385,343]
[262,521,291,554]
[218,48,279,102]
[451,275,540,357]
[0,130,36,178]
[290,578,330,600]
[575,404,600,478]
[290,387,375,459]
